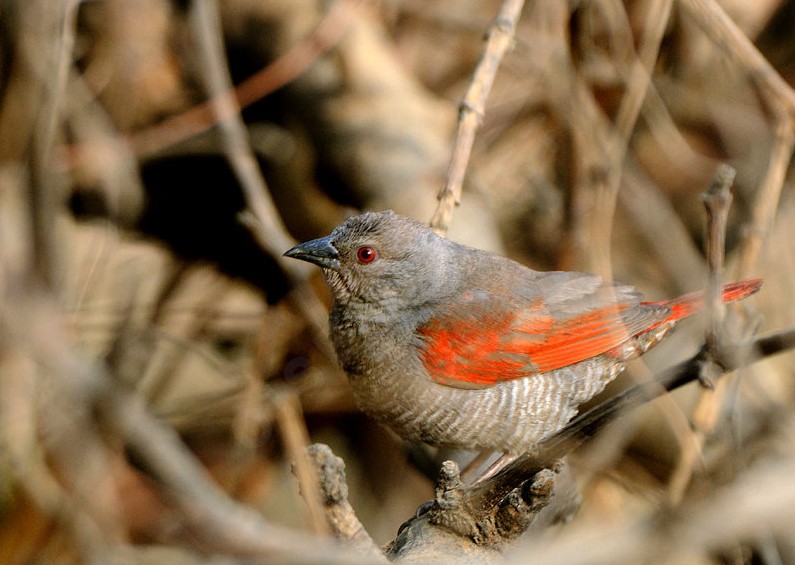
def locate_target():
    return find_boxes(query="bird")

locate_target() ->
[284,210,761,454]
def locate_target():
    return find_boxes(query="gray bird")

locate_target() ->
[285,211,760,452]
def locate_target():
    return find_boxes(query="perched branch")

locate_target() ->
[427,461,557,544]
[302,444,386,562]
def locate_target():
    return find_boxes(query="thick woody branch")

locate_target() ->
[300,444,387,562]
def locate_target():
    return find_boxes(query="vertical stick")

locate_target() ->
[429,0,526,235]
[702,164,735,351]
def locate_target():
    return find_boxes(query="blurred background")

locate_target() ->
[1,0,795,562]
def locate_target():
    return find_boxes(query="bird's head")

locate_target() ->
[284,211,451,308]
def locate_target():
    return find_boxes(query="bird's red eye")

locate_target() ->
[356,246,377,263]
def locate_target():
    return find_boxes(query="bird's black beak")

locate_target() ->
[283,236,340,270]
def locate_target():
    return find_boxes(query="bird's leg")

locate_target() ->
[470,451,520,485]
[459,450,497,484]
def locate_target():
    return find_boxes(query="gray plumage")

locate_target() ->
[285,211,708,452]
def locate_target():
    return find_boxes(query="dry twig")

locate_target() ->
[666,164,736,503]
[702,165,735,354]
[303,444,386,562]
[677,0,795,280]
[738,119,795,277]
[586,0,674,280]
[129,0,365,159]
[187,0,335,360]
[429,0,526,235]
[273,391,329,536]
[677,0,795,115]
[508,430,795,564]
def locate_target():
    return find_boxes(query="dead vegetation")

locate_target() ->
[1,0,795,562]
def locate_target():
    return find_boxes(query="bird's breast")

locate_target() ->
[330,304,627,451]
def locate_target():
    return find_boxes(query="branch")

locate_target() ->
[665,164,735,502]
[702,164,734,362]
[677,0,795,116]
[509,427,795,563]
[187,0,336,360]
[3,286,369,561]
[301,444,387,562]
[128,0,363,158]
[429,0,526,235]
[675,0,795,280]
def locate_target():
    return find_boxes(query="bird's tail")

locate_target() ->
[643,278,763,324]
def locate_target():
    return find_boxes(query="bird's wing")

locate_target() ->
[417,272,670,389]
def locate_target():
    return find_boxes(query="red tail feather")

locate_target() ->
[644,278,762,324]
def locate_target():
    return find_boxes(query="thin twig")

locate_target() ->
[98,368,366,562]
[0,325,115,562]
[187,0,294,259]
[187,0,336,360]
[738,118,795,278]
[587,0,673,280]
[233,0,366,110]
[125,0,365,159]
[614,0,673,140]
[429,0,526,235]
[2,281,366,561]
[15,3,124,554]
[510,443,795,564]
[29,0,80,286]
[620,168,707,293]
[677,1,795,284]
[553,0,672,278]
[304,444,386,562]
[666,164,736,503]
[1,174,120,560]
[702,164,735,352]
[273,390,330,536]
[676,0,795,117]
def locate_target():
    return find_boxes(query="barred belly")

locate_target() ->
[350,354,625,452]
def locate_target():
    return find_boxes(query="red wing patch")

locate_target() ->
[418,311,548,389]
[419,303,663,389]
[418,278,762,389]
